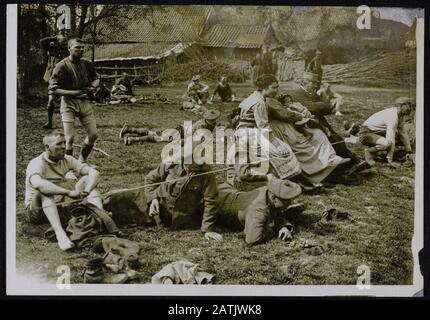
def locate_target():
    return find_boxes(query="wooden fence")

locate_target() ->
[95,63,165,84]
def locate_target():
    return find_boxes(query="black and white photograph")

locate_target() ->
[6,4,424,296]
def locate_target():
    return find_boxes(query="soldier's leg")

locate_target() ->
[124,134,162,145]
[333,96,343,116]
[74,176,103,211]
[63,122,75,156]
[40,194,74,251]
[26,191,48,224]
[43,94,56,129]
[79,105,98,163]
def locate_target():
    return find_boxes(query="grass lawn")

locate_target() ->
[15,81,416,285]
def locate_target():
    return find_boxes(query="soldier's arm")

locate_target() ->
[200,172,220,233]
[144,164,167,204]
[30,175,72,197]
[244,205,270,246]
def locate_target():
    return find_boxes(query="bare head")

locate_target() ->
[68,38,85,59]
[255,74,279,98]
[43,131,66,161]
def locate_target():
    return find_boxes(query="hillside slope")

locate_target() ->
[322,49,416,88]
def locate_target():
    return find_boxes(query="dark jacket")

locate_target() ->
[144,163,219,232]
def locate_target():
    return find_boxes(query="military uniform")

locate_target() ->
[217,181,299,246]
[144,163,219,232]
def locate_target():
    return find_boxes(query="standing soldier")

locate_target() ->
[40,30,69,129]
[49,38,100,164]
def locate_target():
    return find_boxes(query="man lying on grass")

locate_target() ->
[144,147,223,242]
[24,131,104,251]
[217,174,302,246]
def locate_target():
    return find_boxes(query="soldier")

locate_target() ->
[24,131,105,251]
[210,76,237,102]
[317,82,343,116]
[217,175,302,246]
[144,148,222,241]
[359,97,415,167]
[187,75,211,104]
[40,30,69,129]
[288,72,366,170]
[49,38,100,163]
[306,50,323,84]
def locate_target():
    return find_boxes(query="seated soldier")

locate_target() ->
[144,147,223,241]
[115,72,133,96]
[210,76,238,102]
[317,82,343,116]
[287,73,366,169]
[217,174,302,246]
[359,97,415,167]
[25,131,105,251]
[187,75,210,104]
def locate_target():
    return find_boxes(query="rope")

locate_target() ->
[19,129,390,213]
[20,158,271,213]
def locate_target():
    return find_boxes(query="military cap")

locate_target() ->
[268,177,302,200]
[203,109,221,121]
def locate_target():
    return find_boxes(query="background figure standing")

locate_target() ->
[306,50,323,84]
[261,45,275,75]
[40,30,69,129]
[49,38,100,163]
[251,53,263,83]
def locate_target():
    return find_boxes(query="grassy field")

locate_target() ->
[15,81,416,285]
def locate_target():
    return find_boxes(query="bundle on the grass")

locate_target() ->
[161,59,247,83]
[322,50,416,88]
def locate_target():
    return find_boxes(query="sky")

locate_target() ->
[375,7,423,26]
[293,6,424,27]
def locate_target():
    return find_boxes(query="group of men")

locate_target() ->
[25,37,415,252]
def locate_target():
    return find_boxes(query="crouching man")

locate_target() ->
[25,131,104,251]
[217,174,302,246]
[359,97,415,167]
[144,149,223,241]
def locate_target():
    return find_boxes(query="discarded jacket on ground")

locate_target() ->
[152,260,214,284]
[93,235,140,272]
[66,203,120,248]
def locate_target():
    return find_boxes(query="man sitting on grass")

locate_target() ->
[358,97,415,168]
[24,131,104,251]
[187,75,211,105]
[210,76,238,103]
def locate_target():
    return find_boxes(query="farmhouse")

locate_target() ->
[88,6,212,83]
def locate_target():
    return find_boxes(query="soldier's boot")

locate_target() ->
[42,104,55,129]
[119,123,129,139]
[79,143,94,163]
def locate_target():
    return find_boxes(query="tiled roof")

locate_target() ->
[85,42,191,61]
[96,5,211,43]
[199,24,271,48]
